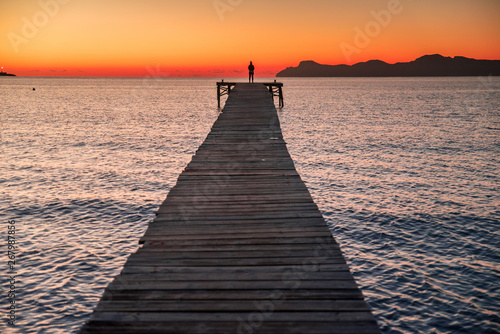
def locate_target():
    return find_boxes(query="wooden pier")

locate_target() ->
[80,83,380,334]
[218,80,284,108]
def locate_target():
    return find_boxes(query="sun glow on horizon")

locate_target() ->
[1,0,499,77]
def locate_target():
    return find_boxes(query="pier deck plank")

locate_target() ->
[80,83,380,334]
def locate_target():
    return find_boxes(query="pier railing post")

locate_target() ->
[217,83,221,108]
[262,82,284,108]
[216,81,237,108]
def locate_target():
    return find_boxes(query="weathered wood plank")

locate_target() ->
[94,300,369,312]
[140,237,338,247]
[139,231,334,242]
[101,289,365,301]
[89,311,376,322]
[142,227,332,236]
[81,322,381,334]
[149,216,328,225]
[121,257,347,267]
[107,280,359,291]
[154,212,325,221]
[156,204,321,214]
[119,263,352,274]
[136,243,339,253]
[113,271,354,281]
[128,249,343,259]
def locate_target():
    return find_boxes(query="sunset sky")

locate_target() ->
[1,0,499,77]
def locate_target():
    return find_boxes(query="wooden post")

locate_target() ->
[217,83,221,108]
[279,86,284,108]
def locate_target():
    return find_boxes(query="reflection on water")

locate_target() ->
[1,77,499,333]
[279,77,500,334]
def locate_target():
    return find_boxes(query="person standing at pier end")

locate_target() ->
[248,61,255,83]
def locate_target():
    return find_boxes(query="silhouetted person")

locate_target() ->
[248,61,254,83]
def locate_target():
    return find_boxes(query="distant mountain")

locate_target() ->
[276,55,500,77]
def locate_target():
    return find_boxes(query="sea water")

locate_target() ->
[0,77,498,333]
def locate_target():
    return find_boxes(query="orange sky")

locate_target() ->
[1,0,499,77]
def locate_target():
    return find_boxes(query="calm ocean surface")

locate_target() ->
[1,77,499,333]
